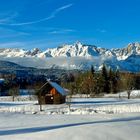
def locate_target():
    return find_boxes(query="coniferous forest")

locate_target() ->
[61,65,140,99]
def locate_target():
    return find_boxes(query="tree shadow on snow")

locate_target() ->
[0,116,140,136]
[0,103,28,106]
[67,100,122,104]
[67,100,140,105]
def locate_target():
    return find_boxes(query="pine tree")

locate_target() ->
[94,73,104,95]
[108,68,113,93]
[112,69,120,93]
[101,64,110,93]
[102,64,108,80]
[91,65,95,77]
[115,68,120,81]
[108,68,119,93]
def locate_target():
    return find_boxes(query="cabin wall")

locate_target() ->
[53,94,61,104]
[50,88,57,95]
[45,94,53,104]
[38,83,66,104]
[38,94,66,104]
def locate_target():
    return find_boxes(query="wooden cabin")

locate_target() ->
[38,81,66,104]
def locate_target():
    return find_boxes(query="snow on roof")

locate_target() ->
[48,81,66,96]
[0,78,5,83]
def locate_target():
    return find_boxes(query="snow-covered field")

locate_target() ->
[104,90,140,98]
[0,94,140,140]
[0,112,140,140]
[0,97,140,114]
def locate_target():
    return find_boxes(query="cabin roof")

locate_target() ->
[49,81,66,96]
[41,80,66,96]
[0,78,5,84]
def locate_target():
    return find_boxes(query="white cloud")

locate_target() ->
[0,4,73,26]
[0,42,25,48]
[97,29,107,33]
[54,4,73,13]
[49,29,76,34]
[0,12,18,24]
[0,27,30,39]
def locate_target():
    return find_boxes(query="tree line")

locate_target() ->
[1,64,140,100]
[61,64,140,99]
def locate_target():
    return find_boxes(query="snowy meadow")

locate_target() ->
[0,91,140,140]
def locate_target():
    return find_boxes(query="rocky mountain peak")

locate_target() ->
[1,42,140,72]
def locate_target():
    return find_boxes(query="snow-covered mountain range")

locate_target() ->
[0,42,140,72]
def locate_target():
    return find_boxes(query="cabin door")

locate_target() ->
[45,94,53,104]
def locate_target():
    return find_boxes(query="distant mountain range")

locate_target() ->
[0,42,140,72]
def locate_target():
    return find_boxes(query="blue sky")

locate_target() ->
[0,0,140,50]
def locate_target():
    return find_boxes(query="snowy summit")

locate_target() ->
[1,42,140,72]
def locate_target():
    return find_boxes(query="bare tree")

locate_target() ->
[66,92,72,112]
[80,72,95,98]
[120,73,135,99]
[33,82,44,111]
[9,86,19,101]
[26,85,35,101]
